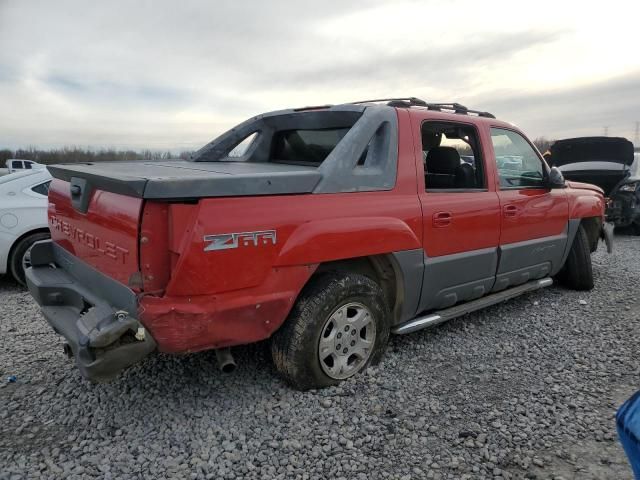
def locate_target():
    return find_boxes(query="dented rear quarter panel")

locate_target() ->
[163,192,422,297]
[140,189,423,352]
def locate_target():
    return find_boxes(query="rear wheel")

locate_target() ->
[271,272,390,390]
[9,232,50,286]
[555,224,593,291]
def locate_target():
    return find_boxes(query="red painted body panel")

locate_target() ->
[419,192,501,256]
[495,189,569,244]
[48,178,142,286]
[139,202,171,292]
[566,181,604,196]
[566,187,607,220]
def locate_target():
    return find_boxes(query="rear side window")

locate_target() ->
[421,122,485,190]
[271,128,350,165]
[228,132,258,158]
[491,128,545,188]
[193,109,363,166]
[31,181,51,196]
[11,160,22,169]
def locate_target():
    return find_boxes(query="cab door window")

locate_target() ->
[490,128,545,188]
[421,122,485,190]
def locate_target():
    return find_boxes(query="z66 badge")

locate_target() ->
[203,230,277,251]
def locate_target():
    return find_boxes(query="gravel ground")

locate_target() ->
[1,235,639,480]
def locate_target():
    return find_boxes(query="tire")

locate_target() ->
[271,272,390,391]
[555,225,593,291]
[9,232,50,286]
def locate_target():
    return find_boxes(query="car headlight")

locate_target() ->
[619,182,639,192]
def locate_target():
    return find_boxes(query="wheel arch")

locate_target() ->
[580,216,602,253]
[308,251,422,326]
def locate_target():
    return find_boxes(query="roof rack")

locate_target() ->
[351,97,427,107]
[350,97,495,119]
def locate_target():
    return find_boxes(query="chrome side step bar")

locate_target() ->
[393,277,553,335]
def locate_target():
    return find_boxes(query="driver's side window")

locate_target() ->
[490,128,545,188]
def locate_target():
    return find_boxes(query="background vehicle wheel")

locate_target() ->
[555,225,593,291]
[271,271,390,390]
[9,232,50,286]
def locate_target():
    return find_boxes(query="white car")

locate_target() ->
[0,169,51,285]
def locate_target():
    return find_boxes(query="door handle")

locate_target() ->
[432,211,452,227]
[503,205,518,217]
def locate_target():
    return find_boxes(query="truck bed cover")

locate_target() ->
[47,160,322,199]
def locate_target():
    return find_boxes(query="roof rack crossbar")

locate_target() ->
[350,97,494,119]
[425,103,495,118]
[351,97,428,106]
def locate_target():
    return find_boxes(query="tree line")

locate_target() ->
[0,147,194,165]
[0,138,556,166]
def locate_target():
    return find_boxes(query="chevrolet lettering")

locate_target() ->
[49,215,130,264]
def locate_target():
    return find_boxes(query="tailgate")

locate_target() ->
[48,178,143,286]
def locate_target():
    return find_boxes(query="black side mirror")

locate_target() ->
[548,167,565,189]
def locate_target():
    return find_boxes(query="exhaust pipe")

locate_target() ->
[215,348,236,373]
[63,343,74,358]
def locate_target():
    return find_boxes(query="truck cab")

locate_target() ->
[6,159,44,174]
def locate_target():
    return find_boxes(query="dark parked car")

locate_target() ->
[609,153,640,233]
[547,137,639,233]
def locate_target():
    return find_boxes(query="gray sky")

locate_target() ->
[1,0,639,151]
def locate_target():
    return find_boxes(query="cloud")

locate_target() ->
[0,0,639,150]
[470,70,640,140]
[274,29,565,91]
[44,75,192,105]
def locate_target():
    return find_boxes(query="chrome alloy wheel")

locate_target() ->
[318,302,376,380]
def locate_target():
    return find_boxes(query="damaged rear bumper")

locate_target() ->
[25,240,155,382]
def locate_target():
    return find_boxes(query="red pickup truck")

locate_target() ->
[26,98,612,390]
